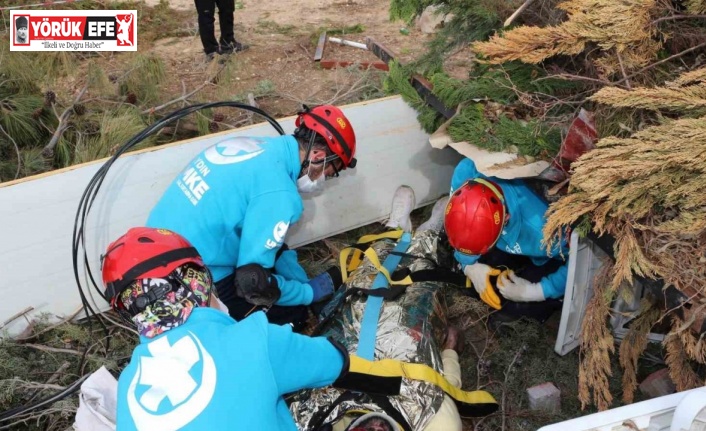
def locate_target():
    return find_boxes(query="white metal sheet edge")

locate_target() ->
[0,96,462,335]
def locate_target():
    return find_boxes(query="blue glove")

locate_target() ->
[309,267,343,303]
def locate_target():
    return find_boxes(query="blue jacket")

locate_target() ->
[117,308,345,430]
[450,158,569,299]
[147,135,314,306]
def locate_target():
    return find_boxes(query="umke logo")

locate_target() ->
[10,10,137,51]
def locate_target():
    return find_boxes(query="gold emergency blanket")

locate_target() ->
[289,230,455,431]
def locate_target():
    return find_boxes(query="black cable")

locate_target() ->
[73,102,286,328]
[0,103,287,426]
[0,374,89,423]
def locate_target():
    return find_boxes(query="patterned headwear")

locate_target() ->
[118,263,212,338]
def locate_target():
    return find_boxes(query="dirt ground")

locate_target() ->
[128,0,451,118]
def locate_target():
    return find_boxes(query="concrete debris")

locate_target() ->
[527,382,561,414]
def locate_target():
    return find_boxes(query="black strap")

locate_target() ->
[106,247,199,298]
[391,267,467,287]
[307,390,360,431]
[305,111,352,160]
[311,285,408,336]
[368,394,413,431]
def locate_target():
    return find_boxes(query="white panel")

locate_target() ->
[538,388,706,431]
[554,232,605,356]
[0,96,462,335]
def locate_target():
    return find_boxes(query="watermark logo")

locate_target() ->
[10,10,137,51]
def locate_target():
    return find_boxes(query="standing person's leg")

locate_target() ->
[194,0,219,56]
[214,0,248,53]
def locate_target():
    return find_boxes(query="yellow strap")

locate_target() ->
[356,230,404,244]
[339,247,362,283]
[349,355,497,406]
[339,230,409,284]
[473,178,504,204]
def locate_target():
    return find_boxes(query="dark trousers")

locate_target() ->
[194,0,235,55]
[215,273,309,331]
[477,248,564,322]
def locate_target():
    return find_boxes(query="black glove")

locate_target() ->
[234,264,281,308]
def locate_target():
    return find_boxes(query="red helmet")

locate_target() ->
[444,178,506,256]
[101,227,204,306]
[295,105,357,168]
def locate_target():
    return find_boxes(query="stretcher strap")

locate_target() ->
[343,355,499,418]
[339,230,406,283]
[356,231,412,360]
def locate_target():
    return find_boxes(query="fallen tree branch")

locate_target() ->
[504,0,536,27]
[14,306,83,342]
[42,85,88,158]
[0,306,34,330]
[616,49,632,90]
[615,41,706,85]
[141,79,212,115]
[142,62,228,115]
[652,14,706,25]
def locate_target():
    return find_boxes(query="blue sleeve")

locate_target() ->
[274,248,309,283]
[454,250,480,268]
[540,262,568,299]
[267,323,346,394]
[238,191,314,306]
[450,158,482,193]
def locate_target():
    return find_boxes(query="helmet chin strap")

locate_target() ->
[299,130,317,178]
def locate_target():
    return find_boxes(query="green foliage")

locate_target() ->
[256,19,297,35]
[410,0,510,74]
[327,24,366,35]
[119,54,166,105]
[389,0,434,22]
[196,110,214,136]
[0,94,44,142]
[383,60,444,132]
[72,107,147,163]
[431,62,579,105]
[447,104,561,157]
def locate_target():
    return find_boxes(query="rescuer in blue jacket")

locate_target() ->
[443,158,569,321]
[101,227,349,431]
[146,105,357,329]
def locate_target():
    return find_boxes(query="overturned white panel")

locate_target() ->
[554,232,605,356]
[538,388,706,431]
[0,96,462,335]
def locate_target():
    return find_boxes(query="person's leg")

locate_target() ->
[384,185,415,232]
[423,328,463,431]
[194,0,219,55]
[214,0,234,48]
[214,0,248,53]
[417,195,450,233]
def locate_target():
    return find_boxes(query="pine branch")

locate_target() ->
[0,124,21,179]
[590,83,706,111]
[141,79,213,115]
[42,85,88,158]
